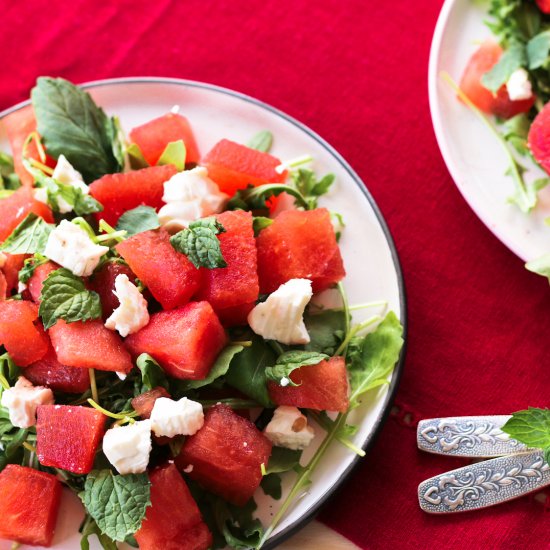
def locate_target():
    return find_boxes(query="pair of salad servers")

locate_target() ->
[417,415,549,514]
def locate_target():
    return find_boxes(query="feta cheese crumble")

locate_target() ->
[0,377,54,428]
[105,274,150,337]
[158,167,228,233]
[248,278,313,344]
[506,68,533,101]
[102,420,152,475]
[44,220,108,277]
[264,406,315,450]
[150,397,204,438]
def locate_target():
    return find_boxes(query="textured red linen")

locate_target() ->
[2,1,550,548]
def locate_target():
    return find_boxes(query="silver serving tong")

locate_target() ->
[417,416,548,514]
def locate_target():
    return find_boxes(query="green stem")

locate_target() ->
[267,341,285,356]
[229,340,253,347]
[71,217,96,240]
[0,372,9,390]
[334,315,382,357]
[89,369,99,403]
[309,411,365,457]
[95,230,126,243]
[349,300,387,312]
[87,398,137,421]
[337,282,351,336]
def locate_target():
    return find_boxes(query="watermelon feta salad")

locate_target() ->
[0,77,404,549]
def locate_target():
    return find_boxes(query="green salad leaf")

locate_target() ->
[291,168,335,210]
[79,470,151,542]
[157,140,186,171]
[170,218,227,269]
[304,308,347,355]
[32,77,123,182]
[252,216,273,236]
[502,408,550,462]
[39,268,102,329]
[136,353,169,391]
[116,206,160,237]
[527,30,550,69]
[126,143,149,170]
[481,42,526,93]
[18,253,49,284]
[57,184,103,215]
[80,515,118,550]
[0,152,20,190]
[0,213,53,254]
[247,131,273,153]
[265,447,302,474]
[260,474,282,499]
[265,350,329,386]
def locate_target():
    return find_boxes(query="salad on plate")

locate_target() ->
[0,77,403,549]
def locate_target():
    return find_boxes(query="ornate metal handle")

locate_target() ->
[418,450,550,513]
[417,416,529,457]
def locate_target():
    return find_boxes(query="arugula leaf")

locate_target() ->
[170,218,227,269]
[347,311,404,409]
[79,470,151,542]
[32,77,122,182]
[265,350,328,386]
[80,514,118,550]
[502,408,550,462]
[247,131,273,153]
[225,336,275,407]
[0,213,53,254]
[527,30,550,69]
[253,216,273,236]
[507,172,548,212]
[291,168,335,209]
[502,113,531,156]
[39,268,102,329]
[57,184,103,216]
[526,253,550,279]
[227,183,309,212]
[304,308,347,355]
[18,253,49,284]
[0,152,20,191]
[157,140,186,171]
[116,206,160,237]
[481,43,526,93]
[136,353,169,391]
[260,474,282,499]
[177,344,244,391]
[265,447,302,474]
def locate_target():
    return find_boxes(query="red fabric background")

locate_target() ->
[2,0,550,548]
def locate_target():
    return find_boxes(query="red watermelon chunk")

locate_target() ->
[2,253,28,296]
[268,356,349,412]
[0,300,48,366]
[116,229,200,310]
[135,463,212,550]
[132,387,171,419]
[195,210,259,324]
[89,164,177,226]
[256,208,345,293]
[202,139,287,195]
[215,301,255,327]
[0,271,6,300]
[36,404,107,474]
[24,344,90,393]
[125,301,227,380]
[28,260,59,303]
[537,0,550,13]
[176,404,272,505]
[0,186,54,242]
[528,102,550,174]
[48,319,133,373]
[129,113,201,166]
[0,464,62,547]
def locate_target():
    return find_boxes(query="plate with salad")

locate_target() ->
[0,77,406,550]
[430,0,550,268]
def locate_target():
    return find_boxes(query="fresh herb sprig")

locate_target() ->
[502,408,550,461]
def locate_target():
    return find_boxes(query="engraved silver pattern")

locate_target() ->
[417,416,528,457]
[418,451,550,513]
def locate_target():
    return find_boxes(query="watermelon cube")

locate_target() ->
[202,139,287,195]
[215,301,255,327]
[125,301,226,380]
[0,464,62,547]
[36,404,107,474]
[0,186,54,242]
[0,300,48,366]
[268,356,349,412]
[89,164,177,226]
[132,387,171,419]
[195,210,259,324]
[48,319,133,373]
[0,271,6,300]
[28,260,59,303]
[24,344,90,393]
[176,404,272,505]
[135,463,212,550]
[2,253,28,296]
[129,113,201,166]
[116,229,201,310]
[256,208,345,293]
[528,102,550,174]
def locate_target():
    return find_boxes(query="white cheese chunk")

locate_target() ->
[150,397,204,438]
[264,406,315,450]
[105,274,150,337]
[506,68,533,101]
[0,377,54,429]
[102,420,152,475]
[248,278,312,344]
[44,220,108,277]
[158,167,228,233]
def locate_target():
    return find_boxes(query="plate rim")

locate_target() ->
[0,76,408,549]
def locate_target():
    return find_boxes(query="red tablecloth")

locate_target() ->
[3,0,550,548]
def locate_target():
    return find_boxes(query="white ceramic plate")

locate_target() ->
[0,78,406,550]
[430,0,550,262]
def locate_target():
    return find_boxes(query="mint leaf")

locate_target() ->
[57,185,103,216]
[227,183,309,211]
[18,253,49,284]
[79,470,151,542]
[247,131,273,153]
[170,218,227,269]
[39,268,102,329]
[481,43,526,93]
[265,350,328,386]
[0,213,53,254]
[116,206,160,237]
[503,408,550,461]
[347,311,404,409]
[32,77,122,182]
[527,30,550,69]
[136,353,169,391]
[157,140,186,171]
